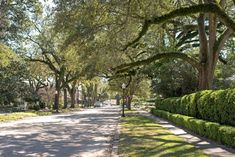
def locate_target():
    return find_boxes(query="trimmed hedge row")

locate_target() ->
[155,89,235,126]
[151,109,235,148]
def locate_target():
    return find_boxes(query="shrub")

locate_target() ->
[151,109,235,148]
[155,89,235,126]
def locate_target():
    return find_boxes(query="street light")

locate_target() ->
[121,83,126,117]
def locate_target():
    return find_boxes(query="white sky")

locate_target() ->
[39,0,56,13]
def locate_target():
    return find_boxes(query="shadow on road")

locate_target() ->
[0,106,121,157]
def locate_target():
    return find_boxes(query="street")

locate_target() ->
[0,106,120,157]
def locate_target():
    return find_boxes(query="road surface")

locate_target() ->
[0,106,120,157]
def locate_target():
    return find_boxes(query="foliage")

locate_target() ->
[214,38,235,89]
[0,60,30,105]
[119,114,208,156]
[148,58,198,97]
[0,0,42,42]
[110,0,235,90]
[2,0,235,113]
[0,43,18,66]
[151,109,235,147]
[108,74,151,100]
[155,88,235,126]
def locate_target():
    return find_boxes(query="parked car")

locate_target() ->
[103,100,111,106]
[94,101,103,107]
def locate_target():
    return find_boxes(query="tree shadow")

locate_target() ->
[119,132,206,157]
[0,106,121,157]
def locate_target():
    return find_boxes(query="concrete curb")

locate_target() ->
[110,108,121,157]
[111,118,120,157]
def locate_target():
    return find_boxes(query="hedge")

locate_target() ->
[155,89,235,126]
[151,109,235,148]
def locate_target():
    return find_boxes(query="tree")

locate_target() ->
[108,72,151,110]
[0,58,33,105]
[112,0,235,90]
[23,12,93,110]
[27,62,52,93]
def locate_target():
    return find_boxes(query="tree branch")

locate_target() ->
[198,13,208,64]
[113,52,200,73]
[123,3,235,50]
[218,54,227,64]
[215,28,233,54]
[43,54,60,73]
[122,20,150,51]
[26,56,60,74]
[125,75,132,88]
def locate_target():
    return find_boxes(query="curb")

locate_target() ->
[111,115,121,157]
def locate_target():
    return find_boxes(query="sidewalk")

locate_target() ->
[137,110,235,157]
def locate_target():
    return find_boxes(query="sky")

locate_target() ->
[39,0,56,13]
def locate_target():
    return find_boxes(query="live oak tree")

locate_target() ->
[0,55,36,106]
[26,33,83,111]
[25,8,102,110]
[112,0,235,90]
[52,0,126,107]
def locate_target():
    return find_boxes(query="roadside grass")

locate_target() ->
[124,109,137,114]
[0,112,40,122]
[119,115,208,157]
[60,107,82,113]
[0,107,82,122]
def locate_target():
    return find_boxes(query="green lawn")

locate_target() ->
[119,115,208,157]
[0,111,52,122]
[0,107,83,122]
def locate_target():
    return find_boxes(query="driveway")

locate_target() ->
[0,106,121,157]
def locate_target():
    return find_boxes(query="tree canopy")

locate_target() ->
[0,0,235,109]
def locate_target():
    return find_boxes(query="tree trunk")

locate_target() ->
[197,12,215,90]
[82,85,87,107]
[54,88,60,112]
[87,84,92,107]
[198,2,218,90]
[70,89,76,108]
[63,88,67,109]
[92,83,98,105]
[68,81,77,108]
[127,96,132,110]
[198,64,212,90]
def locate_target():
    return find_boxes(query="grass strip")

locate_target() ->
[119,114,208,157]
[0,112,39,122]
[0,107,83,122]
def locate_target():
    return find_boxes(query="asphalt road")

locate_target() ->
[0,106,121,157]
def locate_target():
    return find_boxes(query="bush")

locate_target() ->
[28,103,40,111]
[151,109,235,148]
[155,89,235,126]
